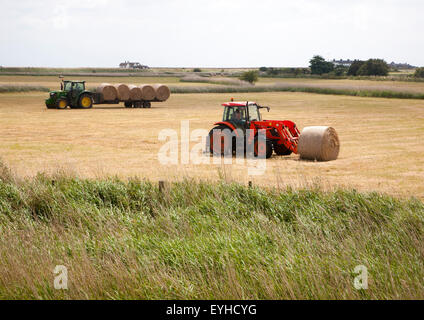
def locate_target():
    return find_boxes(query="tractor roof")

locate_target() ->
[222,101,256,107]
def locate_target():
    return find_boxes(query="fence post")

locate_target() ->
[159,180,165,193]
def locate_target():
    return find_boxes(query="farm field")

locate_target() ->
[0,91,423,199]
[257,77,424,93]
[0,75,214,88]
[2,75,424,94]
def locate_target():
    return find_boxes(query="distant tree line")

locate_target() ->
[309,56,389,76]
[414,67,424,78]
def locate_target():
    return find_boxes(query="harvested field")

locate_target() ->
[0,75,214,89]
[0,91,423,198]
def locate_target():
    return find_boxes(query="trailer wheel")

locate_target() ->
[79,94,93,109]
[274,143,292,156]
[124,101,133,108]
[143,101,151,108]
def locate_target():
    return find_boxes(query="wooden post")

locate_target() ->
[159,180,165,193]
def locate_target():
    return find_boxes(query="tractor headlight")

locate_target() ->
[50,92,56,97]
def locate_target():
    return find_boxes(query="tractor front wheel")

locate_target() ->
[274,143,292,156]
[57,99,68,109]
[253,136,273,159]
[79,94,93,109]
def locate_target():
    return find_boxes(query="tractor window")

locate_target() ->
[63,82,72,91]
[73,83,84,91]
[248,104,261,121]
[223,107,247,122]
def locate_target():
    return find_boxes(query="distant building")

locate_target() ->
[389,62,416,69]
[119,61,149,69]
[332,59,353,67]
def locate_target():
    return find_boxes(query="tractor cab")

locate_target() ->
[45,79,93,110]
[221,101,269,130]
[61,80,85,92]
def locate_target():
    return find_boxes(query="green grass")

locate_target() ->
[0,163,423,299]
[170,84,424,100]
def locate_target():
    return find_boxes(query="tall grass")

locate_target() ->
[0,163,423,299]
[180,75,251,86]
[0,85,50,93]
[170,84,424,99]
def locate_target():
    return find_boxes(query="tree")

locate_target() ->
[259,67,268,72]
[347,60,365,76]
[240,70,259,84]
[309,55,334,75]
[193,68,202,72]
[357,59,389,76]
[414,67,424,78]
[332,65,349,76]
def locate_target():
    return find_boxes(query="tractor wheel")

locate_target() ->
[56,99,68,109]
[208,125,233,156]
[79,94,93,109]
[253,136,273,159]
[124,101,133,108]
[274,143,292,156]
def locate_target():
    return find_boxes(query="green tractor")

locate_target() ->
[45,80,94,109]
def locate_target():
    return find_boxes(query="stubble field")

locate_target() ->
[0,88,423,199]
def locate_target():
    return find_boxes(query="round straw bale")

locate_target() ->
[139,84,156,101]
[298,126,340,161]
[114,84,130,101]
[96,83,117,101]
[128,85,142,101]
[153,84,171,101]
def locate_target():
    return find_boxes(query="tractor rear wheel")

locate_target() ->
[253,136,273,159]
[56,99,67,109]
[274,143,292,156]
[79,94,93,109]
[208,125,233,156]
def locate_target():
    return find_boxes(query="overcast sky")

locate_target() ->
[0,0,422,68]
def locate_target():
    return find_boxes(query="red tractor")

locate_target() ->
[207,101,301,158]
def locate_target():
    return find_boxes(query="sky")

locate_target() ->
[0,0,423,68]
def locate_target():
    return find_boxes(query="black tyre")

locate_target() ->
[78,94,93,109]
[124,101,133,108]
[143,101,151,108]
[274,143,292,156]
[253,136,273,159]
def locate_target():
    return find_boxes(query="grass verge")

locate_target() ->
[170,84,424,99]
[0,163,423,299]
[0,85,50,93]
